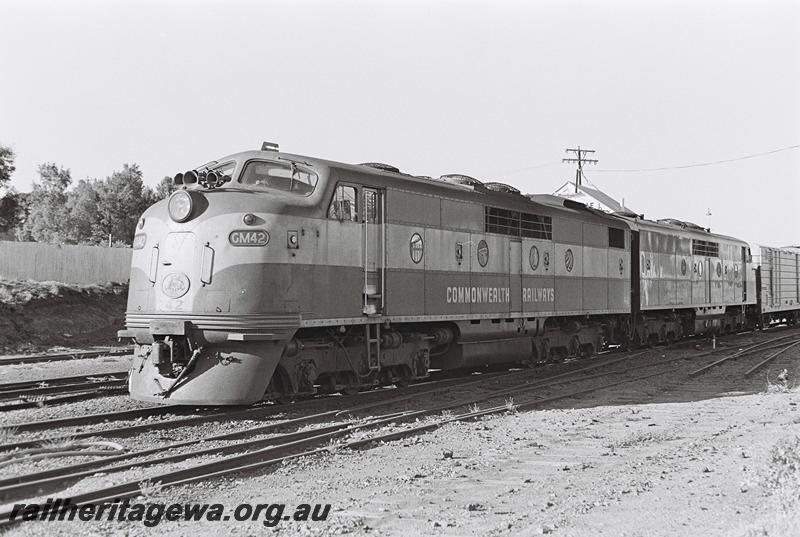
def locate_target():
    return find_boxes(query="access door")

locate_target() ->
[741,246,748,302]
[509,240,522,313]
[362,188,385,315]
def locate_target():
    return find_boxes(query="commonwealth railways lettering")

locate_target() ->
[446,287,555,304]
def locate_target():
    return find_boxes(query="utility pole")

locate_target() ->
[563,147,598,193]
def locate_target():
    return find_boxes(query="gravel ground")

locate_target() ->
[0,354,131,385]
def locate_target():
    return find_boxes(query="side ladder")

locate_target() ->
[364,323,381,371]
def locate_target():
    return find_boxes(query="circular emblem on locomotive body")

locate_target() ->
[162,272,190,299]
[716,262,722,277]
[564,248,574,273]
[409,233,424,264]
[619,258,624,275]
[529,245,540,271]
[681,258,687,276]
[477,240,489,267]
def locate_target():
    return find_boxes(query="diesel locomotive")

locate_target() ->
[118,144,799,405]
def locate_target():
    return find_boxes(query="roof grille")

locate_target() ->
[657,218,706,231]
[438,174,485,188]
[484,182,521,194]
[359,162,401,174]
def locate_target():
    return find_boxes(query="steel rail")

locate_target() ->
[0,372,129,393]
[0,362,638,494]
[0,365,672,526]
[0,348,132,366]
[688,334,800,376]
[743,340,800,377]
[0,370,508,441]
[0,391,129,412]
[0,349,667,505]
[0,411,366,501]
[0,379,126,400]
[0,349,646,448]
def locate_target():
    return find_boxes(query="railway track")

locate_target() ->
[0,346,686,513]
[1,328,798,528]
[0,348,132,366]
[688,332,800,377]
[0,372,129,411]
[0,347,656,451]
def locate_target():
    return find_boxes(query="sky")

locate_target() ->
[0,0,798,246]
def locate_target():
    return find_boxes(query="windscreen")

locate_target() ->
[239,160,318,196]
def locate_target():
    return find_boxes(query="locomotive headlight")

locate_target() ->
[168,190,193,222]
[132,233,147,250]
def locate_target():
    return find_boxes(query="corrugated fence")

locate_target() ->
[0,241,131,284]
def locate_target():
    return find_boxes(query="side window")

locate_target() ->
[364,188,382,224]
[328,184,358,222]
[608,227,625,249]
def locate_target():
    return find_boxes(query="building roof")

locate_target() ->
[554,181,634,214]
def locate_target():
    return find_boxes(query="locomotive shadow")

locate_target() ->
[535,352,800,411]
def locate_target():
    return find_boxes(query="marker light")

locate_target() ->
[243,213,256,225]
[168,191,193,222]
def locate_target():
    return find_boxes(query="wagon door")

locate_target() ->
[362,187,385,315]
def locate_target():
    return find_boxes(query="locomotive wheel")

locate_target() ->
[665,331,676,346]
[392,367,408,388]
[334,372,360,395]
[521,339,540,368]
[274,393,293,405]
[541,338,552,363]
[568,336,581,358]
[647,333,659,348]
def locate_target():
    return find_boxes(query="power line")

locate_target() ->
[593,143,800,173]
[563,146,597,192]
[486,160,561,181]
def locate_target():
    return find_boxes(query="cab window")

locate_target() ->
[328,184,358,222]
[240,160,318,195]
[212,161,236,177]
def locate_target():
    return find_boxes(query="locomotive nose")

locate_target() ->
[152,231,201,311]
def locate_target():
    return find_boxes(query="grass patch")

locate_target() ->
[504,397,518,413]
[764,369,796,394]
[138,479,164,500]
[0,279,124,305]
[608,430,679,450]
[0,427,17,444]
[762,436,800,512]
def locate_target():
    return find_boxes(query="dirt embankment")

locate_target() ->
[0,280,128,354]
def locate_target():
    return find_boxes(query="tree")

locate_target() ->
[66,178,102,243]
[95,163,152,245]
[0,145,14,190]
[0,190,20,233]
[154,175,177,199]
[17,163,72,243]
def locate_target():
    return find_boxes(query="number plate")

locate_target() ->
[229,230,270,246]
